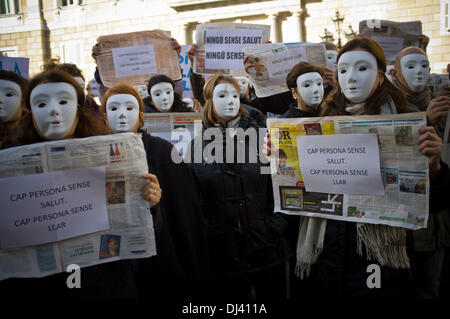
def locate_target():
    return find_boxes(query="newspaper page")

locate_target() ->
[268,112,429,230]
[243,42,327,97]
[193,23,271,75]
[96,30,182,88]
[143,112,202,157]
[0,133,156,280]
[359,20,423,64]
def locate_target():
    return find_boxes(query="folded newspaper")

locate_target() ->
[96,30,182,88]
[359,19,423,64]
[243,42,327,97]
[193,22,271,75]
[268,112,429,230]
[0,133,156,280]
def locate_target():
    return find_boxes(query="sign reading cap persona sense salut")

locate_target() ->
[0,167,109,249]
[296,133,385,195]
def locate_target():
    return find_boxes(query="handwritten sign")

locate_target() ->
[0,56,29,79]
[204,29,263,70]
[112,45,157,78]
[0,167,110,249]
[296,134,385,195]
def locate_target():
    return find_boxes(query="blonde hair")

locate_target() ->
[201,74,248,127]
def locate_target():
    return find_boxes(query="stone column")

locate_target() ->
[292,9,307,42]
[181,23,193,45]
[268,12,281,43]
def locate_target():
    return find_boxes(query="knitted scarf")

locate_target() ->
[295,97,410,279]
[393,79,431,111]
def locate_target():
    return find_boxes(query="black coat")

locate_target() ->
[189,115,291,277]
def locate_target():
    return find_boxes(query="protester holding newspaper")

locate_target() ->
[101,83,210,300]
[187,74,291,300]
[0,70,28,148]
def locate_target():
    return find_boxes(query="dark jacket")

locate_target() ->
[188,114,291,277]
[134,132,210,299]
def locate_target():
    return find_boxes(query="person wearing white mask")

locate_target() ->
[101,84,209,301]
[144,74,191,113]
[187,74,291,300]
[307,36,448,298]
[391,47,450,139]
[0,70,28,147]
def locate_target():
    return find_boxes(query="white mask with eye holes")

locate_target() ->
[30,82,78,140]
[150,82,174,112]
[234,76,250,97]
[106,94,140,133]
[338,51,379,103]
[296,72,324,109]
[400,54,430,93]
[213,83,240,121]
[0,79,22,123]
[326,50,338,69]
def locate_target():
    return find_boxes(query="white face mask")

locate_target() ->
[182,97,194,110]
[385,65,395,82]
[150,82,174,112]
[296,72,324,108]
[338,50,379,103]
[326,50,338,69]
[106,94,140,133]
[234,76,250,97]
[134,85,149,99]
[400,54,430,92]
[74,77,85,90]
[0,79,22,123]
[30,82,78,140]
[212,83,240,121]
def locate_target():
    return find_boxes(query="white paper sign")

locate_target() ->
[370,36,404,62]
[0,167,110,249]
[112,45,157,78]
[296,134,385,195]
[0,56,29,79]
[265,46,307,85]
[204,29,263,70]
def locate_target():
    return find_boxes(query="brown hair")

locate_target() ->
[201,74,248,127]
[101,83,144,131]
[286,61,325,91]
[42,58,85,81]
[321,36,408,116]
[10,70,107,146]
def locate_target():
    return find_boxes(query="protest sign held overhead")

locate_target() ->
[96,30,181,88]
[0,133,156,281]
[193,22,270,75]
[268,112,430,230]
[0,56,29,79]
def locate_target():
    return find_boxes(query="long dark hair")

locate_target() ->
[322,36,408,116]
[147,74,190,112]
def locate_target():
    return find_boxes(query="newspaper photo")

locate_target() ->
[359,20,423,64]
[0,133,156,280]
[268,112,429,230]
[243,42,327,97]
[143,112,202,157]
[193,22,271,75]
[96,30,182,88]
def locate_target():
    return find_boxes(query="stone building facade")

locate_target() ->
[1,0,448,81]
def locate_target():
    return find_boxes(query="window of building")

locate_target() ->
[442,0,450,34]
[57,0,82,7]
[0,46,18,57]
[0,0,21,15]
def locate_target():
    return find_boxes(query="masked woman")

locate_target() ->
[143,74,192,113]
[296,35,449,298]
[0,70,156,299]
[187,74,291,300]
[0,70,28,148]
[101,83,209,300]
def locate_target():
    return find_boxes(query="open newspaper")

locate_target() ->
[268,113,429,230]
[143,112,202,157]
[0,133,156,280]
[243,42,327,97]
[193,22,271,75]
[359,20,423,64]
[96,30,182,88]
